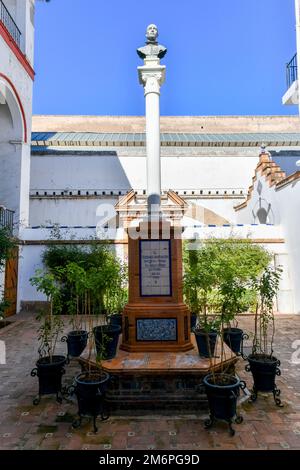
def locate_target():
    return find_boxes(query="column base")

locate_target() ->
[120,303,194,353]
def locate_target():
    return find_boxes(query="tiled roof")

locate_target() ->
[31,132,300,148]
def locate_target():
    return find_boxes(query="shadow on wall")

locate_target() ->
[29,148,133,227]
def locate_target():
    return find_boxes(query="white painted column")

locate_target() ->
[138,63,166,211]
[145,77,161,199]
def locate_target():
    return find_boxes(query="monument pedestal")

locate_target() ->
[120,220,193,353]
[79,335,238,414]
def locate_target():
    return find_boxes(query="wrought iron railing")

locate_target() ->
[286,53,298,89]
[0,0,21,49]
[0,206,14,233]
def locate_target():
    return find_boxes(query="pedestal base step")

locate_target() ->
[78,336,238,414]
[105,371,210,414]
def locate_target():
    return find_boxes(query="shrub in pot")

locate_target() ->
[183,246,202,332]
[204,373,245,436]
[43,242,128,319]
[0,226,17,319]
[104,263,128,329]
[183,238,270,353]
[193,317,220,358]
[71,313,110,433]
[183,242,221,354]
[203,309,246,435]
[219,278,250,356]
[30,270,65,405]
[59,263,89,360]
[245,266,283,406]
[93,323,121,360]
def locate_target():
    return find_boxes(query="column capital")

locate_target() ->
[138,64,166,95]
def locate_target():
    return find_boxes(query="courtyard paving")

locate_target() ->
[0,312,300,450]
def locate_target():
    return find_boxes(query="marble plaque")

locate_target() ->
[140,240,171,296]
[136,318,177,341]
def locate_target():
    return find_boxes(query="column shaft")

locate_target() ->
[145,90,161,200]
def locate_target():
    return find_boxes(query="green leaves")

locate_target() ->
[0,226,16,269]
[183,238,272,328]
[30,269,64,359]
[41,243,128,316]
[251,265,282,356]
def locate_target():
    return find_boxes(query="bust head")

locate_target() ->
[146,24,158,43]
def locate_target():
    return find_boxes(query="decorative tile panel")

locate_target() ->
[136,318,177,341]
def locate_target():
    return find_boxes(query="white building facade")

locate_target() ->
[0,0,35,227]
[0,0,36,316]
[13,115,300,315]
[1,4,300,317]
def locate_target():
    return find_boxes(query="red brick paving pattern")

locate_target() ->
[0,313,300,450]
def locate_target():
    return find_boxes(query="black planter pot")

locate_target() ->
[93,324,121,360]
[223,328,244,354]
[203,373,245,436]
[190,312,197,331]
[194,329,217,358]
[31,355,66,405]
[72,371,110,432]
[108,314,122,328]
[62,330,88,360]
[245,354,283,406]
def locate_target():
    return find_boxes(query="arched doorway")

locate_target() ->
[0,76,26,316]
[0,76,26,225]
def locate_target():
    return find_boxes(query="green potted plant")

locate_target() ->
[245,266,283,406]
[0,225,16,322]
[0,298,10,328]
[183,247,201,331]
[71,282,110,433]
[218,241,270,355]
[219,274,249,356]
[203,285,246,436]
[184,238,271,356]
[184,242,221,357]
[91,267,121,360]
[91,250,127,359]
[60,262,88,360]
[188,239,269,435]
[30,270,65,405]
[105,262,128,328]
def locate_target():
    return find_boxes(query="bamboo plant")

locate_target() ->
[30,270,64,362]
[251,266,282,358]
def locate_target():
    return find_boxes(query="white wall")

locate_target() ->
[30,151,258,194]
[29,197,117,227]
[236,173,300,313]
[276,180,300,313]
[0,0,34,228]
[18,225,287,309]
[29,149,260,227]
[18,227,123,307]
[236,174,281,226]
[186,197,243,224]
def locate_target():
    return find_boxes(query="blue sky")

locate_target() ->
[33,0,297,116]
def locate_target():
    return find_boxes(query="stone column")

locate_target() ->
[138,62,165,213]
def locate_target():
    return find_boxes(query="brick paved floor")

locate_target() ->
[0,313,300,450]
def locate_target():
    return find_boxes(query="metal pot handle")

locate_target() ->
[30,367,38,377]
[239,380,247,390]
